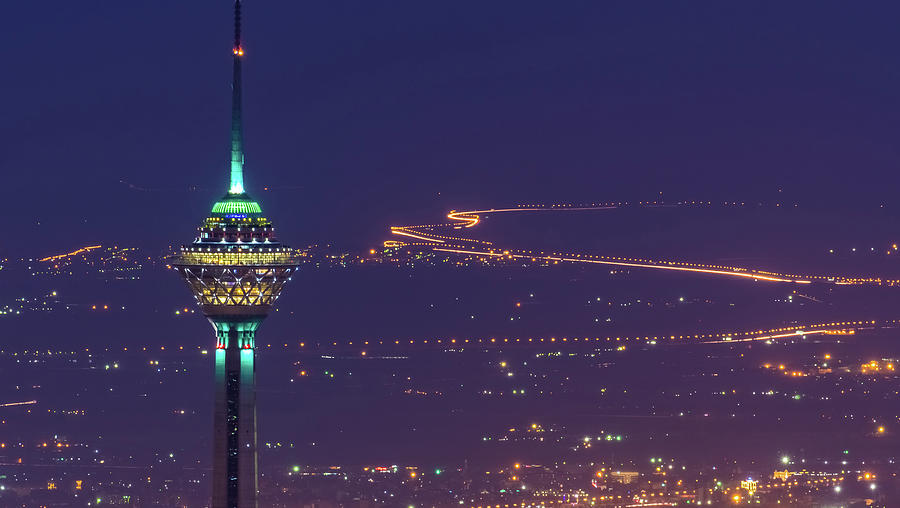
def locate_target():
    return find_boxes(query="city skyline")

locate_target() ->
[6,1,900,507]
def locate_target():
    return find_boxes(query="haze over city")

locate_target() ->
[4,1,900,507]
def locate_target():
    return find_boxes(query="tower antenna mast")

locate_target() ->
[229,0,245,195]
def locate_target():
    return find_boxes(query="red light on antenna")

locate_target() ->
[233,48,244,56]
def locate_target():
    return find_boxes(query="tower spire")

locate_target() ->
[229,0,245,195]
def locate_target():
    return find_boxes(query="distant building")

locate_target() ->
[609,471,640,484]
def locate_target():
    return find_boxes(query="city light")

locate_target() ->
[13,1,900,507]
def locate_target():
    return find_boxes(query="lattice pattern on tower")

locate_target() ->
[176,265,295,307]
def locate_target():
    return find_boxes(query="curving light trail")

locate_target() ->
[447,206,617,228]
[433,247,809,283]
[389,204,898,286]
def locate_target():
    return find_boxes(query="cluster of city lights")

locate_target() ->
[464,471,844,507]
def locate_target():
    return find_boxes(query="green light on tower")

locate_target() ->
[211,198,262,215]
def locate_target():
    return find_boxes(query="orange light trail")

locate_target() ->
[434,248,503,257]
[0,400,37,408]
[447,206,617,228]
[390,228,445,243]
[433,247,809,284]
[390,203,900,285]
[543,254,805,283]
[705,330,828,344]
[39,245,102,262]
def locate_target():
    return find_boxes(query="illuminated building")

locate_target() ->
[740,478,758,496]
[773,470,796,481]
[171,2,298,507]
[609,471,640,484]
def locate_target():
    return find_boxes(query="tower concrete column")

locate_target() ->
[211,319,261,508]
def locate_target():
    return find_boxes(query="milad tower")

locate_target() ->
[172,2,299,507]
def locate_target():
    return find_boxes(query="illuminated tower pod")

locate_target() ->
[171,2,298,507]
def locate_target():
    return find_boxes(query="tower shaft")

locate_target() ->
[212,319,261,508]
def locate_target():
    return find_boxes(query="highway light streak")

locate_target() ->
[389,203,900,285]
[396,204,838,284]
[705,330,828,344]
[545,254,807,283]
[433,247,810,283]
[447,206,618,228]
[390,228,446,243]
[1,400,37,407]
[39,245,102,262]
[391,226,493,245]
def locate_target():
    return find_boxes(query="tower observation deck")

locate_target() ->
[171,2,299,507]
